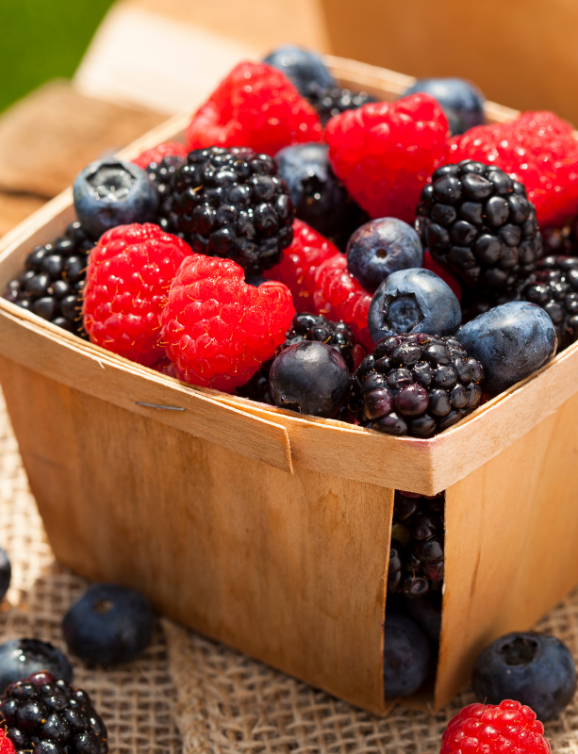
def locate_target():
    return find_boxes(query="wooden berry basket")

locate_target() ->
[1,56,578,716]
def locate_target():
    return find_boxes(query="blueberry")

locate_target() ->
[262,45,335,98]
[269,341,351,418]
[402,78,485,134]
[368,268,461,343]
[275,143,359,240]
[0,640,72,693]
[62,583,153,666]
[347,218,424,293]
[473,631,577,721]
[404,597,442,644]
[73,159,158,240]
[457,301,557,394]
[0,548,11,603]
[383,613,431,697]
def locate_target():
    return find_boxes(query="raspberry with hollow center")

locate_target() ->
[185,61,323,156]
[161,254,295,392]
[449,111,578,228]
[441,700,550,754]
[263,219,340,312]
[131,142,188,170]
[325,93,449,223]
[83,223,192,366]
[312,254,373,350]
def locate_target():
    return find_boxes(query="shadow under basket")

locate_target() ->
[2,57,578,717]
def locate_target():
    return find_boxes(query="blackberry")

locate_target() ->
[1,671,107,754]
[283,312,360,370]
[142,155,186,236]
[307,85,379,126]
[388,490,445,599]
[2,222,93,338]
[416,160,542,294]
[350,333,484,438]
[521,256,578,349]
[166,147,294,275]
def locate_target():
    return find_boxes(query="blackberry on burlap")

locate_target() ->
[0,672,107,754]
[166,147,294,275]
[416,160,542,294]
[2,222,93,338]
[350,333,484,438]
[307,86,379,126]
[388,490,445,599]
[521,256,578,349]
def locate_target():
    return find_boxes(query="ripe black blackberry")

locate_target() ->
[166,146,294,275]
[521,256,578,349]
[142,155,187,236]
[351,333,484,438]
[2,222,93,338]
[307,86,379,126]
[283,312,361,370]
[236,313,361,403]
[416,160,543,294]
[1,671,107,754]
[388,490,444,599]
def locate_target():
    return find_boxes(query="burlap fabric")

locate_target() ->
[164,596,578,754]
[0,391,181,754]
[2,389,578,754]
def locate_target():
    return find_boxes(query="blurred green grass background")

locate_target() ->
[0,0,117,114]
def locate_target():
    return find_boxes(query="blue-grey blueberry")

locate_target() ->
[457,301,557,394]
[347,218,424,293]
[62,583,154,666]
[269,341,350,418]
[368,268,461,343]
[263,45,335,97]
[275,142,356,240]
[73,159,158,240]
[384,613,431,698]
[402,77,485,133]
[473,631,577,721]
[0,639,72,692]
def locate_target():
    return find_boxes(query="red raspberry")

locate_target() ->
[0,729,14,754]
[326,94,449,223]
[185,61,323,157]
[449,111,578,228]
[83,224,192,366]
[263,219,340,312]
[441,700,550,754]
[131,141,188,169]
[313,254,373,350]
[161,255,295,392]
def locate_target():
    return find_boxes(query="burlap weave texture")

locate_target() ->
[0,392,181,754]
[3,387,578,754]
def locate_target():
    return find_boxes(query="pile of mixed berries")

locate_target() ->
[6,46,575,438]
[4,44,578,717]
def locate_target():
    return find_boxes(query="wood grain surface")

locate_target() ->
[437,391,578,707]
[0,359,392,715]
[320,0,578,127]
[0,81,164,199]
